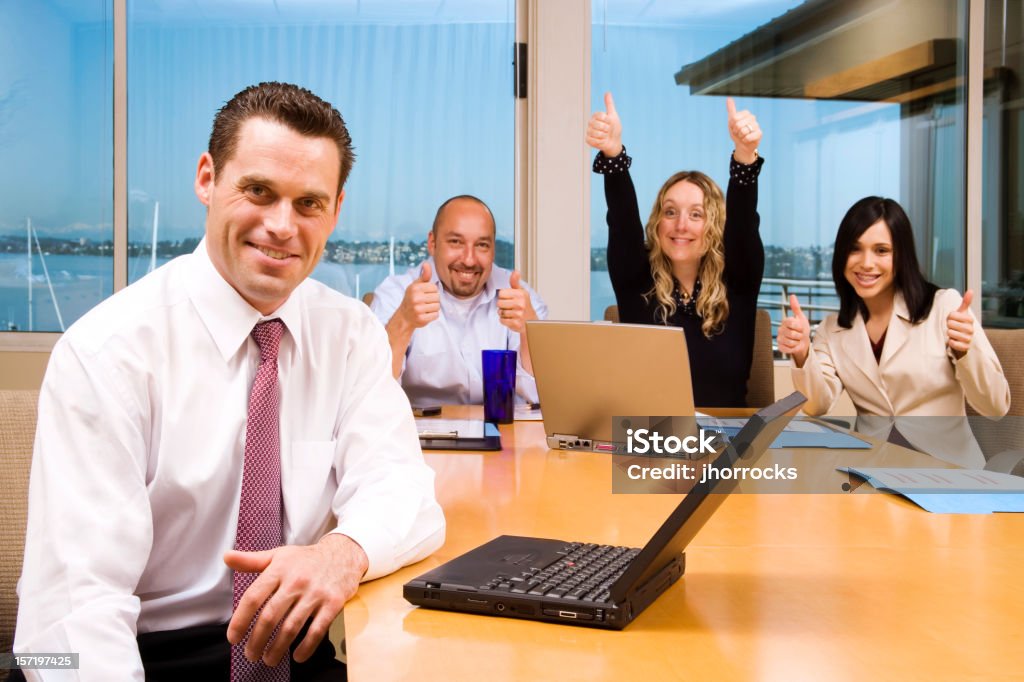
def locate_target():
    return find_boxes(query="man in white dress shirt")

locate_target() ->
[14,82,444,680]
[370,196,547,407]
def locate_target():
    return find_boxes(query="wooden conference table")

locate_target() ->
[345,408,1024,681]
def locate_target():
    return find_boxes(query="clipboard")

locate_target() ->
[415,418,503,451]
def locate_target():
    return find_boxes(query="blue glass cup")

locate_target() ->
[482,349,517,424]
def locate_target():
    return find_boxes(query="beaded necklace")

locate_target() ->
[672,278,702,317]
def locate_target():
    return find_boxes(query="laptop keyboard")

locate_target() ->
[479,542,641,603]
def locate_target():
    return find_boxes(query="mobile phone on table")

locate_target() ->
[413,405,443,417]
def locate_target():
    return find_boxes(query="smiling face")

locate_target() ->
[656,180,707,267]
[844,218,895,303]
[427,199,495,299]
[194,117,343,314]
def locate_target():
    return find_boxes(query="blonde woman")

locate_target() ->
[586,93,765,406]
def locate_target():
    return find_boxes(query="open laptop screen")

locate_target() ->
[609,392,807,602]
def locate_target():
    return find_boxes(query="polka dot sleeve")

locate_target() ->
[729,153,765,186]
[593,147,632,175]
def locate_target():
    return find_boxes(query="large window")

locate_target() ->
[0,1,515,340]
[126,1,516,298]
[590,0,968,340]
[982,0,1024,327]
[0,1,113,332]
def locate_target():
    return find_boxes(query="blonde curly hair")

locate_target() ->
[644,171,728,337]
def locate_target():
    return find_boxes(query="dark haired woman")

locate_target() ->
[585,92,765,407]
[778,196,1009,467]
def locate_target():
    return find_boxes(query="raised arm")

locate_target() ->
[942,289,1010,417]
[370,263,440,378]
[723,97,765,294]
[586,92,650,302]
[782,297,845,415]
[496,270,541,376]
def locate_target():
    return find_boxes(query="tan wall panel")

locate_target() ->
[0,352,48,390]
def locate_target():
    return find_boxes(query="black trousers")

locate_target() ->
[138,620,346,681]
[10,621,346,681]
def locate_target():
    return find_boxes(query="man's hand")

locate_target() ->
[497,271,537,334]
[396,262,440,331]
[585,92,624,158]
[727,97,762,165]
[497,271,538,375]
[224,533,369,667]
[385,263,440,377]
[947,290,975,359]
[777,294,811,367]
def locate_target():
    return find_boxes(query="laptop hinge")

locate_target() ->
[613,553,685,605]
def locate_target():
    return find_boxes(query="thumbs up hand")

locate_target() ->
[396,262,440,330]
[727,97,762,165]
[777,294,811,367]
[497,270,537,333]
[585,91,624,158]
[946,290,975,359]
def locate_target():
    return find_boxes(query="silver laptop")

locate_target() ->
[525,321,696,453]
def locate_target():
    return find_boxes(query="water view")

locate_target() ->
[0,248,835,335]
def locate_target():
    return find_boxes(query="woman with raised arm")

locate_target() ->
[777,196,1009,467]
[586,93,765,407]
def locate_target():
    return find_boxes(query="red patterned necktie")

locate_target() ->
[231,319,290,681]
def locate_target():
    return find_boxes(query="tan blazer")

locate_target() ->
[792,289,1010,468]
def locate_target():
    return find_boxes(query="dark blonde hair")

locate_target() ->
[644,171,728,337]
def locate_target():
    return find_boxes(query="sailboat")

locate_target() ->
[149,201,160,274]
[26,217,67,332]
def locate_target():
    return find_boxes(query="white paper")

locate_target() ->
[415,418,486,438]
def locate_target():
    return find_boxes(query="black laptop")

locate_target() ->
[404,392,807,629]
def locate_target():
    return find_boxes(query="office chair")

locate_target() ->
[0,390,38,682]
[745,309,776,407]
[967,328,1024,467]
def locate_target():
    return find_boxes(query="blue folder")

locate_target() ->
[703,419,871,450]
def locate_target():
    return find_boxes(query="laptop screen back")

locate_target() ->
[526,321,695,442]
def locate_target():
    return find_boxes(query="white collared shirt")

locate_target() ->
[370,258,548,407]
[15,240,445,680]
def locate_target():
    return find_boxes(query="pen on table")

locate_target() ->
[419,430,459,439]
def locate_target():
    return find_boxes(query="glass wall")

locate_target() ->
[590,0,968,340]
[0,0,113,332]
[126,1,516,299]
[982,0,1024,327]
